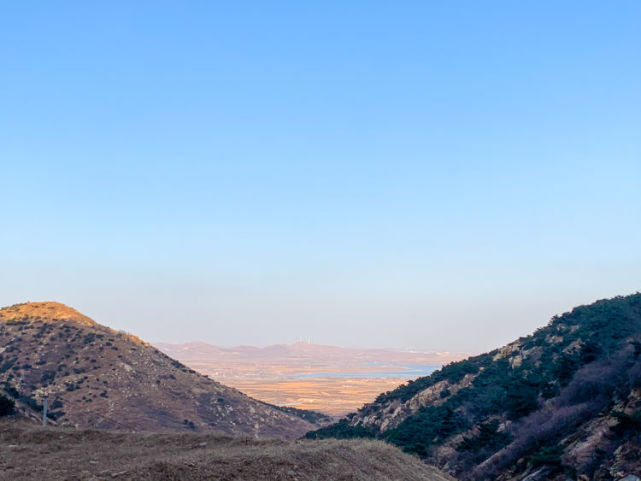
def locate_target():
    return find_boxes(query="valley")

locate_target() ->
[155,341,466,415]
[3,295,641,481]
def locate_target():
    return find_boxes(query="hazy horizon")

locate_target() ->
[2,2,640,353]
[152,338,470,354]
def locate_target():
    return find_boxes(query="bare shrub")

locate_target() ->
[558,356,627,406]
[473,401,601,480]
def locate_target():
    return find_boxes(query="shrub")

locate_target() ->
[530,443,564,468]
[183,419,196,430]
[306,419,377,440]
[458,420,512,453]
[0,394,15,416]
[41,371,56,384]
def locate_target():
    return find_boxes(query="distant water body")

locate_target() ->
[292,364,440,379]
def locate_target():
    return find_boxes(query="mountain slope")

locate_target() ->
[309,293,641,481]
[0,422,456,481]
[0,302,315,438]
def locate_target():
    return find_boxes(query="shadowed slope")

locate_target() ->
[309,293,641,481]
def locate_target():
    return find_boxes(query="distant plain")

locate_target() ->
[156,342,467,415]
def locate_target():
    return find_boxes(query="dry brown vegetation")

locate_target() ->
[0,422,456,481]
[0,302,96,327]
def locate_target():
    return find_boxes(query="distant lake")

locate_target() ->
[292,364,440,379]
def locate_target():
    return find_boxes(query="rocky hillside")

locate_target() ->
[0,302,316,438]
[309,293,641,481]
[0,422,456,481]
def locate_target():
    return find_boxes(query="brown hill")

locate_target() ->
[0,422,456,481]
[0,302,315,438]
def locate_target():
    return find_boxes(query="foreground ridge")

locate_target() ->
[0,423,456,481]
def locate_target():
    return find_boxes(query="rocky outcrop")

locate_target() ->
[353,373,477,433]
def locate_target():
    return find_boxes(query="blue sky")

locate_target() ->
[1,1,640,351]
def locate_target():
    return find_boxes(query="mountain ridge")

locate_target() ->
[309,293,641,481]
[155,340,464,361]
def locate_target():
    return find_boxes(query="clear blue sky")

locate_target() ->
[1,1,640,352]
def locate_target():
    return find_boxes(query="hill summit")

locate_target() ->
[0,301,316,438]
[0,302,96,326]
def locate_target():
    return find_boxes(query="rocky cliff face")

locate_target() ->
[0,302,315,439]
[309,293,641,481]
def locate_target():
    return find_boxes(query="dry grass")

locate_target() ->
[0,422,456,481]
[0,302,96,327]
